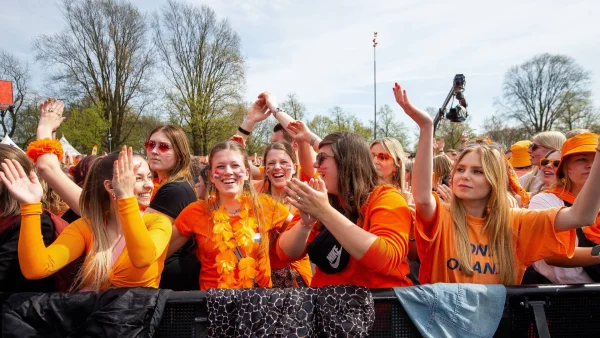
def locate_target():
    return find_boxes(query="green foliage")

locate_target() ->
[59,104,110,154]
[371,104,411,148]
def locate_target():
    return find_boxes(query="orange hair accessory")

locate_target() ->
[26,138,64,164]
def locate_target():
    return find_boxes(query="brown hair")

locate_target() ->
[262,141,298,196]
[319,132,377,224]
[147,125,193,186]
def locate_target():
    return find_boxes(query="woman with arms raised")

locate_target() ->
[277,132,413,288]
[0,147,171,291]
[396,82,600,285]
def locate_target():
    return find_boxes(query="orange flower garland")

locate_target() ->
[211,194,271,288]
[26,138,64,163]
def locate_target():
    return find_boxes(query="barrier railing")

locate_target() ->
[155,284,600,338]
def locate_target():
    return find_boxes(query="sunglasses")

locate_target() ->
[144,140,171,154]
[372,152,392,161]
[529,143,544,151]
[315,152,334,166]
[540,158,560,167]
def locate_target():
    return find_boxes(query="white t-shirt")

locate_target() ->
[519,170,545,194]
[529,192,593,284]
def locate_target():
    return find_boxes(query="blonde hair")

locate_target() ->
[370,137,407,194]
[433,154,453,186]
[204,141,268,258]
[450,145,517,285]
[73,152,145,291]
[523,131,566,192]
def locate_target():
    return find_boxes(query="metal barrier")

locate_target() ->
[155,284,600,338]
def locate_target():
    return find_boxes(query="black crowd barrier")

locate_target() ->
[155,284,600,338]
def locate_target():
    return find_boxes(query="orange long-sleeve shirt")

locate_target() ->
[18,197,172,289]
[276,185,413,288]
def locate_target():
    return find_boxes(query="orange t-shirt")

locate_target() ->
[416,194,576,284]
[174,194,290,290]
[276,185,413,288]
[19,198,172,289]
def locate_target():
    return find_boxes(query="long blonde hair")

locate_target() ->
[204,141,267,256]
[523,131,566,192]
[450,145,517,285]
[370,137,407,193]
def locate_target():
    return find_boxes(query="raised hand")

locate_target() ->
[0,159,44,204]
[245,96,270,124]
[258,92,279,112]
[392,83,432,126]
[229,135,246,148]
[37,98,66,139]
[286,120,312,143]
[112,146,141,199]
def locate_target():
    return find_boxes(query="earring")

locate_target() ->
[111,192,116,201]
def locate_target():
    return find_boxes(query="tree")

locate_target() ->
[371,104,410,147]
[480,115,530,149]
[307,107,372,142]
[307,115,333,138]
[34,0,155,149]
[496,53,592,134]
[0,50,30,138]
[59,103,110,154]
[11,94,44,148]
[280,93,306,120]
[153,0,245,155]
[555,91,599,132]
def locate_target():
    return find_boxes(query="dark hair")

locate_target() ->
[189,156,206,184]
[71,155,98,187]
[319,132,377,223]
[273,123,294,143]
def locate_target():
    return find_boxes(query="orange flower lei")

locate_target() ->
[26,138,64,163]
[212,194,271,288]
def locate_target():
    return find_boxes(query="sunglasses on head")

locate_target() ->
[371,152,392,161]
[315,152,334,166]
[144,140,171,154]
[540,158,560,167]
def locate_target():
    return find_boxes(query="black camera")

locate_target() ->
[445,74,468,123]
[433,74,469,132]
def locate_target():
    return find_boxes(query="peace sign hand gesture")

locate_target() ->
[0,159,44,204]
[112,146,141,199]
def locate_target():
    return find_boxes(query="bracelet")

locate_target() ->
[26,138,64,163]
[237,126,251,136]
[272,107,283,118]
[309,136,318,147]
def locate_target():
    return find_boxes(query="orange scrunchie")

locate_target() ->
[26,138,64,163]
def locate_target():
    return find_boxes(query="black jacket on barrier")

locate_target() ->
[1,288,171,338]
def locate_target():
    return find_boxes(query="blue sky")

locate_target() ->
[3,0,600,144]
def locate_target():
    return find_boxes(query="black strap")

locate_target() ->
[529,300,551,338]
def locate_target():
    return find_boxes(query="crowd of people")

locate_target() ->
[0,85,599,294]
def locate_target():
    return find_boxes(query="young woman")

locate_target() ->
[0,144,58,292]
[277,132,413,288]
[370,137,407,190]
[260,141,312,287]
[529,132,600,283]
[0,147,171,291]
[169,141,292,290]
[520,131,566,193]
[144,125,200,291]
[396,82,600,285]
[432,154,453,191]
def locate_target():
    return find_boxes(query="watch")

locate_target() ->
[272,107,283,118]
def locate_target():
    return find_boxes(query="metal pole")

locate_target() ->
[373,32,378,140]
[108,128,112,152]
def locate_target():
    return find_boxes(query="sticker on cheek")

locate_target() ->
[213,170,222,179]
[285,166,292,171]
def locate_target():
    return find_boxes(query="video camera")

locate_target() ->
[433,74,468,133]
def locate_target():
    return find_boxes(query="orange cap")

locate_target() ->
[510,140,532,168]
[556,132,599,177]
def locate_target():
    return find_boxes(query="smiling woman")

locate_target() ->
[169,140,293,290]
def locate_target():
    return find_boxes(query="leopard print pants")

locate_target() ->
[207,285,375,337]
